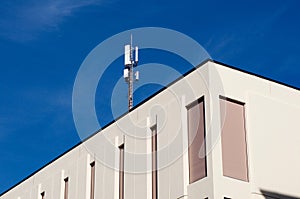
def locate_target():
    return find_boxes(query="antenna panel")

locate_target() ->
[135,46,138,62]
[135,71,139,81]
[124,45,131,65]
[124,68,129,79]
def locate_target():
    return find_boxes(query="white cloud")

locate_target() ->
[0,0,103,41]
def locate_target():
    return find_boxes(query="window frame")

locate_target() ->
[119,144,125,199]
[64,177,69,199]
[90,161,95,199]
[219,95,249,182]
[41,191,45,199]
[151,124,158,199]
[186,96,207,184]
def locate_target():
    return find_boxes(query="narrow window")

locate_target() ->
[119,144,124,199]
[90,162,95,199]
[187,97,207,184]
[220,96,249,181]
[41,192,45,199]
[151,125,158,199]
[64,177,69,199]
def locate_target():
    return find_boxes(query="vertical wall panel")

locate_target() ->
[220,97,249,181]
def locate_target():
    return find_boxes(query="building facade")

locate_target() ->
[1,60,300,199]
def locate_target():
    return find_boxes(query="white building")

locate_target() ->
[1,60,300,199]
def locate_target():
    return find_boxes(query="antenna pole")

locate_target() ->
[124,35,139,111]
[129,34,133,110]
[128,57,133,110]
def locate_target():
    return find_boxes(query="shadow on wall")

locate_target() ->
[260,189,300,199]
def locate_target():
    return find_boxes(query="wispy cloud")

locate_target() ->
[0,0,103,41]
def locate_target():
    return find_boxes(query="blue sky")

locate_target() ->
[0,0,299,194]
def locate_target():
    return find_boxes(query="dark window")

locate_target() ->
[41,192,45,199]
[187,97,207,184]
[220,96,249,182]
[64,177,69,199]
[90,162,95,199]
[119,144,124,199]
[151,125,158,199]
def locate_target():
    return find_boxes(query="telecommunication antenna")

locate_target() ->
[124,34,139,110]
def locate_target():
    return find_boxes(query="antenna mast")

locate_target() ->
[124,34,139,111]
